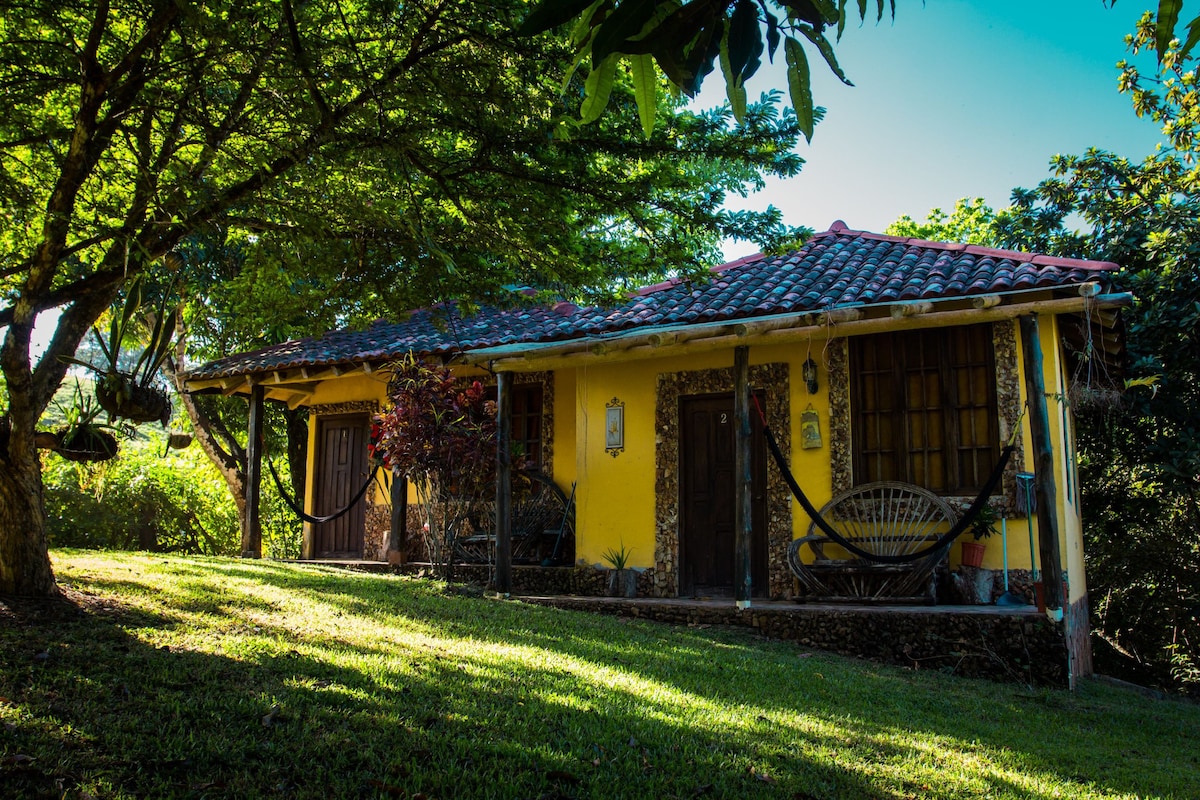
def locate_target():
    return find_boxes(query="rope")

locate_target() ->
[268,457,379,525]
[750,393,1015,565]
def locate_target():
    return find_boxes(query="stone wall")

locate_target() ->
[521,595,1069,687]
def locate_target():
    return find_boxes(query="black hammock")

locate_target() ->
[268,458,380,525]
[752,395,1015,565]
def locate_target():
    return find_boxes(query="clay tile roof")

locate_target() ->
[187,222,1120,381]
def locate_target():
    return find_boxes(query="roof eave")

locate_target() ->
[464,286,1132,373]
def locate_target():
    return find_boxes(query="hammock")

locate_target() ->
[751,394,1015,565]
[268,458,380,525]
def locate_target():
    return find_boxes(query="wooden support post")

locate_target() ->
[733,346,753,609]
[495,371,513,595]
[1018,315,1065,613]
[243,384,264,559]
[388,475,407,567]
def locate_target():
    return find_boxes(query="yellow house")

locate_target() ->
[184,221,1129,679]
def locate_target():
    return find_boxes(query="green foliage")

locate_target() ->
[884,198,1002,246]
[1,0,810,593]
[601,542,634,569]
[520,0,896,140]
[43,431,299,559]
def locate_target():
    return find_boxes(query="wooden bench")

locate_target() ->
[786,481,959,604]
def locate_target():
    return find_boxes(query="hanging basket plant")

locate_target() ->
[60,273,179,427]
[55,424,119,463]
[95,375,172,426]
[166,431,193,450]
[49,381,122,462]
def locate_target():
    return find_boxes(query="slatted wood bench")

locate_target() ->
[786,481,959,604]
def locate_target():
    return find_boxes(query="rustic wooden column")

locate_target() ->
[388,475,407,567]
[495,370,513,595]
[733,346,753,609]
[243,383,264,559]
[1018,314,1065,613]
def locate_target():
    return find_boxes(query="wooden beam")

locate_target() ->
[733,346,753,609]
[890,301,934,318]
[972,295,1002,309]
[388,475,407,567]
[1018,314,1065,614]
[494,371,513,595]
[220,377,248,396]
[243,384,265,559]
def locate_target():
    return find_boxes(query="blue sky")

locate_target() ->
[695,0,1167,259]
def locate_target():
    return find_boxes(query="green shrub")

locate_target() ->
[44,430,300,558]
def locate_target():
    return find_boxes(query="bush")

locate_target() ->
[44,429,300,558]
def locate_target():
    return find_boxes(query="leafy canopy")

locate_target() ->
[519,0,897,140]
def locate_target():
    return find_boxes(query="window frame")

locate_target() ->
[849,324,1000,495]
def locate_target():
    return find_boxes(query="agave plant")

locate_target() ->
[60,275,178,426]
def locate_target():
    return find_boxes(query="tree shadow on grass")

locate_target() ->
[145,557,1200,799]
[11,554,1198,799]
[2,568,884,799]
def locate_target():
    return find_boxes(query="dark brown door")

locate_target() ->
[312,414,370,558]
[679,394,768,596]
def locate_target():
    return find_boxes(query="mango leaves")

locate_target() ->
[520,0,894,139]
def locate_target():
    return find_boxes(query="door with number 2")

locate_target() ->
[679,393,768,597]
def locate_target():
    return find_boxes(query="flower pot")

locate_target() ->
[960,540,986,569]
[607,568,638,598]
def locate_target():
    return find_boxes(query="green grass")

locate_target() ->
[2,551,1197,799]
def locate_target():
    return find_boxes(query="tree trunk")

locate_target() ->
[0,444,57,597]
[167,348,250,553]
[283,407,308,505]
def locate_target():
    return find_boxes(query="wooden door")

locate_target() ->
[679,394,768,596]
[312,414,370,558]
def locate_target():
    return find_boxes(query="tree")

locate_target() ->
[0,0,806,595]
[519,0,897,141]
[885,198,1001,245]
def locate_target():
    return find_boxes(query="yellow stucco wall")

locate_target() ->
[570,342,833,568]
[988,314,1086,601]
[553,368,578,492]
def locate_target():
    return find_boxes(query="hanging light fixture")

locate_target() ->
[803,357,819,394]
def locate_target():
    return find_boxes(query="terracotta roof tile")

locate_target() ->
[187,222,1120,381]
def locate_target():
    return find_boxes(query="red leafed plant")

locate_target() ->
[373,353,498,576]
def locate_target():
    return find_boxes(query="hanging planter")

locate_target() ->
[60,273,179,427]
[55,425,119,463]
[95,376,172,426]
[166,431,193,450]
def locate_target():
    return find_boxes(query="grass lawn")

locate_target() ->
[1,551,1197,799]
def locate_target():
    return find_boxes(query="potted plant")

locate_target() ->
[51,383,121,463]
[61,275,178,426]
[601,543,637,598]
[960,504,997,569]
